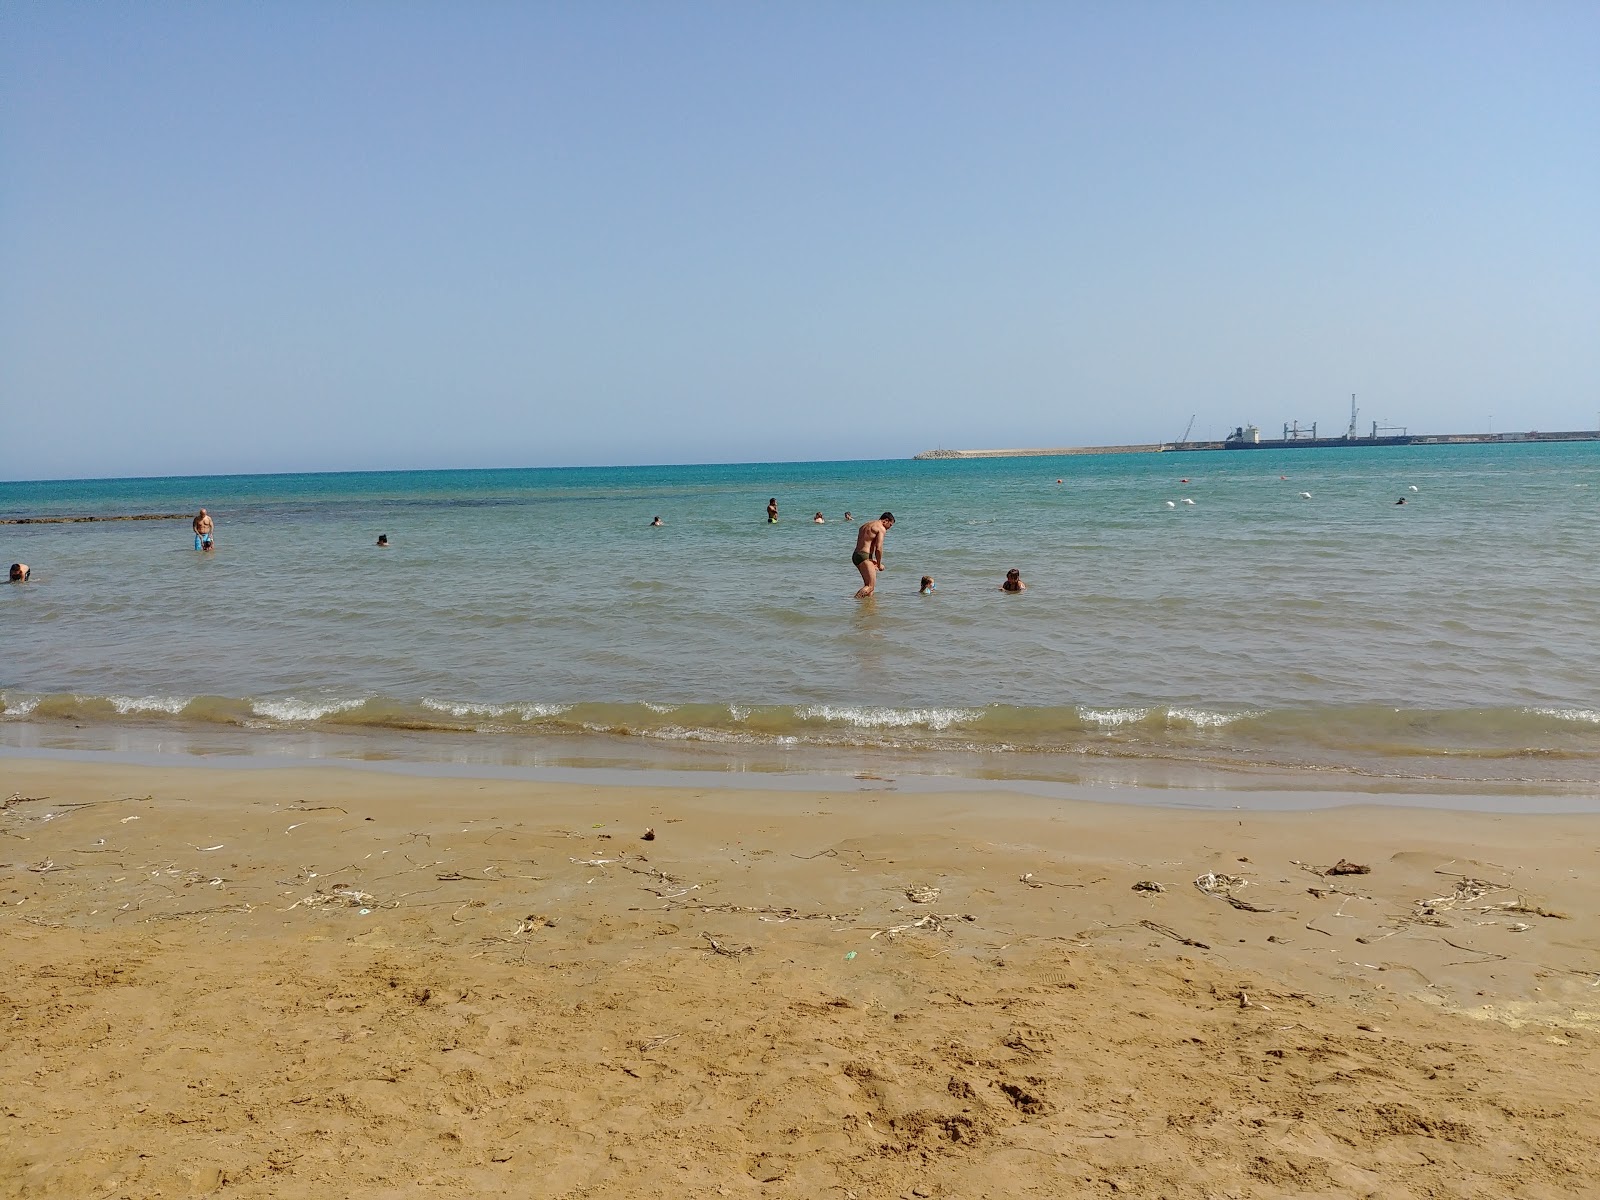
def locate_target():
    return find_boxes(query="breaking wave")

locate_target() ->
[4,689,1600,782]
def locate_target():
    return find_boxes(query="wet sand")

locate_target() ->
[3,757,1598,1198]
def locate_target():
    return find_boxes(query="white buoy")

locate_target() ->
[1409,485,1419,492]
[1299,491,1312,499]
[1165,500,1176,508]
[1181,497,1195,505]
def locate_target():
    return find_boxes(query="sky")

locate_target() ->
[2,2,1597,480]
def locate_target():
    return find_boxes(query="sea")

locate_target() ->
[3,443,1598,797]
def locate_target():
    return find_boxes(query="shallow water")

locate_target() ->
[4,443,1598,785]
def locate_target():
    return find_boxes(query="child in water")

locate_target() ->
[1000,569,1025,592]
[919,576,934,594]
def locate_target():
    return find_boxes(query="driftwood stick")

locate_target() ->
[1140,920,1210,950]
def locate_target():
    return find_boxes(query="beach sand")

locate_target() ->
[3,758,1598,1199]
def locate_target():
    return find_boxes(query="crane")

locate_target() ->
[1176,414,1195,446]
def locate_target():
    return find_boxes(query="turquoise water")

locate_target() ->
[3,444,1598,785]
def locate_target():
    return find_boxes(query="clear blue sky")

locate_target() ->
[3,2,1596,479]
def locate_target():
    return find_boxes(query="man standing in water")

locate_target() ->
[851,512,894,598]
[192,508,213,550]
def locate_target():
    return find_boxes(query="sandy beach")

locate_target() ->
[3,757,1598,1199]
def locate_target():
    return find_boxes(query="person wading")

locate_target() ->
[851,512,894,598]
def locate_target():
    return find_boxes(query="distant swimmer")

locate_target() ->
[201,535,214,552]
[813,512,825,523]
[1000,568,1026,593]
[192,508,213,550]
[851,512,894,598]
[649,516,663,527]
[8,563,28,582]
[1395,497,1407,505]
[767,498,778,524]
[843,512,854,521]
[1056,479,1062,484]
[920,575,935,594]
[377,534,390,546]
[1180,478,1189,484]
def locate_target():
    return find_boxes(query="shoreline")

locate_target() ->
[7,704,1600,801]
[6,738,1600,814]
[4,755,1598,1196]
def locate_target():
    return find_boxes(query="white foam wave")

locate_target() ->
[0,695,40,718]
[1526,707,1600,725]
[109,695,191,716]
[1078,707,1150,728]
[420,699,569,721]
[796,705,980,731]
[636,725,800,747]
[251,697,367,723]
[1166,707,1247,730]
[643,702,678,714]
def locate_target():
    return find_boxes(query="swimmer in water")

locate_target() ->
[767,498,778,523]
[9,563,29,582]
[843,512,853,521]
[1395,497,1407,505]
[851,513,894,598]
[650,516,663,527]
[376,534,389,546]
[1000,568,1026,593]
[813,512,825,523]
[919,575,934,594]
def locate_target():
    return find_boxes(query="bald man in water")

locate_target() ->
[192,508,213,550]
[851,512,894,598]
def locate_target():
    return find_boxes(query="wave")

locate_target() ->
[110,695,197,716]
[250,697,367,723]
[419,698,572,721]
[794,704,982,731]
[4,690,1600,781]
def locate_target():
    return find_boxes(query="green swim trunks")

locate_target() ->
[852,551,870,566]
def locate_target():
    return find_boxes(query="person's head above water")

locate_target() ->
[650,516,662,526]
[377,534,389,546]
[9,563,28,582]
[919,575,934,593]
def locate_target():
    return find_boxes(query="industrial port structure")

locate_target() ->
[915,397,1600,459]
